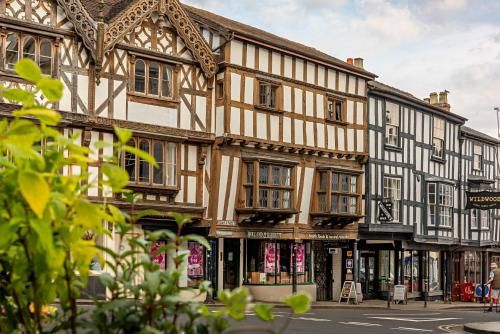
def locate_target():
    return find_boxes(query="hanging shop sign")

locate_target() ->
[466,191,500,210]
[378,200,394,222]
[188,242,204,277]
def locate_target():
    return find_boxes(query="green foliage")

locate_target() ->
[0,59,311,334]
[284,292,312,314]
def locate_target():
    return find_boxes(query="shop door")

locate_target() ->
[314,243,333,301]
[223,239,240,290]
[359,252,376,297]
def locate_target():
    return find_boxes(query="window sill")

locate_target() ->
[427,224,452,229]
[253,104,283,113]
[431,156,446,164]
[128,92,180,108]
[384,144,403,153]
[126,183,179,195]
[325,119,348,126]
[236,207,298,214]
[0,70,55,81]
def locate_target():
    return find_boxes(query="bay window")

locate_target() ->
[4,32,53,75]
[316,170,360,215]
[243,161,294,210]
[123,137,178,188]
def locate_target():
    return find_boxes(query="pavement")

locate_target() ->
[464,322,500,334]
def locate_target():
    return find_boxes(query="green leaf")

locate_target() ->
[102,163,129,190]
[36,77,63,102]
[252,304,275,321]
[181,234,211,250]
[122,146,158,168]
[30,218,53,254]
[114,127,133,144]
[15,58,42,83]
[283,292,311,314]
[218,287,250,321]
[18,170,50,218]
[2,88,35,105]
[14,107,61,126]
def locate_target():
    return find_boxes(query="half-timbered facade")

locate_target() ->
[185,6,376,301]
[0,0,219,298]
[363,82,467,300]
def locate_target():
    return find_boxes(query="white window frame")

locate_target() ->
[385,102,400,147]
[427,182,453,227]
[432,118,445,158]
[473,144,482,171]
[383,176,401,222]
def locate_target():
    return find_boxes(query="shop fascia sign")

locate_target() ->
[307,233,353,240]
[247,231,282,239]
[466,191,500,210]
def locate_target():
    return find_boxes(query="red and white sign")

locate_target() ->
[188,242,204,277]
[150,241,166,271]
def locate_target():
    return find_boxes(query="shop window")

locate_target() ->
[385,101,400,147]
[428,251,441,292]
[432,118,445,159]
[427,182,453,227]
[464,251,482,284]
[245,240,311,285]
[378,250,395,292]
[403,251,420,293]
[4,32,53,75]
[383,176,401,222]
[326,97,345,122]
[243,161,293,210]
[316,170,359,214]
[132,58,173,98]
[257,81,280,110]
[123,137,178,187]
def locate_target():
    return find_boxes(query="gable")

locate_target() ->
[60,0,216,78]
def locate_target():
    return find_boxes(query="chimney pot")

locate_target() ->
[347,58,353,65]
[353,57,364,69]
[429,92,438,104]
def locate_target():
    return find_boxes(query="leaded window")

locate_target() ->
[4,32,53,75]
[316,171,359,214]
[133,59,173,98]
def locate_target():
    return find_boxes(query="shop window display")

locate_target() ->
[429,251,441,292]
[245,240,311,285]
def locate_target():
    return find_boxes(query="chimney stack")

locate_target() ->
[428,90,450,112]
[346,58,353,65]
[424,98,430,103]
[353,57,364,69]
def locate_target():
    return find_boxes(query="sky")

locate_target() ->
[184,0,500,138]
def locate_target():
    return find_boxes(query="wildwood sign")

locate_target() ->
[466,191,500,209]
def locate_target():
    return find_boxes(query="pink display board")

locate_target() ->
[265,242,280,273]
[150,241,166,271]
[188,242,204,277]
[295,243,305,273]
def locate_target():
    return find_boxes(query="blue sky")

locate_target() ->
[184,0,500,137]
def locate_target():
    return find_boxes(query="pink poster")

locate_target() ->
[295,243,305,273]
[150,241,165,271]
[188,242,204,277]
[264,242,280,273]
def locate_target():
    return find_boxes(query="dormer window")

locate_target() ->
[4,32,53,75]
[132,58,173,99]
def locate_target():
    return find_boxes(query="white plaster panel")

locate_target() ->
[283,85,292,112]
[114,81,127,120]
[327,125,335,150]
[369,131,376,158]
[357,79,366,96]
[244,77,254,105]
[338,72,347,92]
[231,73,241,102]
[272,52,281,75]
[423,114,430,144]
[317,66,325,87]
[357,130,364,152]
[327,69,336,90]
[356,102,364,125]
[180,97,191,129]
[295,59,304,81]
[347,128,354,151]
[60,81,72,113]
[77,75,88,114]
[299,167,314,223]
[294,119,303,145]
[348,76,356,94]
[95,78,108,114]
[256,112,267,139]
[294,88,303,114]
[244,109,253,137]
[346,100,354,123]
[230,107,241,135]
[217,156,229,220]
[270,115,280,141]
[283,117,292,143]
[306,62,315,84]
[230,40,243,66]
[246,44,255,69]
[88,166,98,197]
[337,127,345,151]
[284,55,293,78]
[226,158,240,220]
[258,48,269,72]
[306,122,314,146]
[128,102,177,128]
[196,96,207,130]
[187,145,197,172]
[416,112,422,142]
[317,124,325,148]
[215,106,224,136]
[187,176,196,203]
[316,94,324,119]
[89,131,99,161]
[305,91,314,116]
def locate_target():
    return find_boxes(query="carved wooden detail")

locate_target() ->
[55,0,97,60]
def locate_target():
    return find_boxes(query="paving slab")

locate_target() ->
[464,322,500,334]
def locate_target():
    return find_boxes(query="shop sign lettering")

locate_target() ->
[466,191,500,210]
[216,230,233,237]
[247,231,282,239]
[217,220,238,226]
[307,233,351,240]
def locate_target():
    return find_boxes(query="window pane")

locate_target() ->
[331,194,338,212]
[39,39,52,75]
[332,173,339,191]
[138,140,150,182]
[282,167,291,186]
[318,193,326,211]
[125,139,136,182]
[161,65,171,97]
[350,176,357,193]
[335,101,342,121]
[6,33,19,70]
[340,195,348,212]
[148,62,159,95]
[350,196,357,214]
[259,189,268,208]
[259,165,269,184]
[272,166,280,185]
[245,187,253,207]
[341,175,348,192]
[246,163,254,183]
[327,100,333,120]
[271,190,280,208]
[319,172,327,191]
[283,191,291,209]
[153,141,164,185]
[135,60,146,93]
[269,86,276,108]
[259,84,267,105]
[166,142,177,186]
[22,36,36,61]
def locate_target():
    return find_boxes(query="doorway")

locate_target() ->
[223,239,240,290]
[314,242,333,301]
[359,251,376,297]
